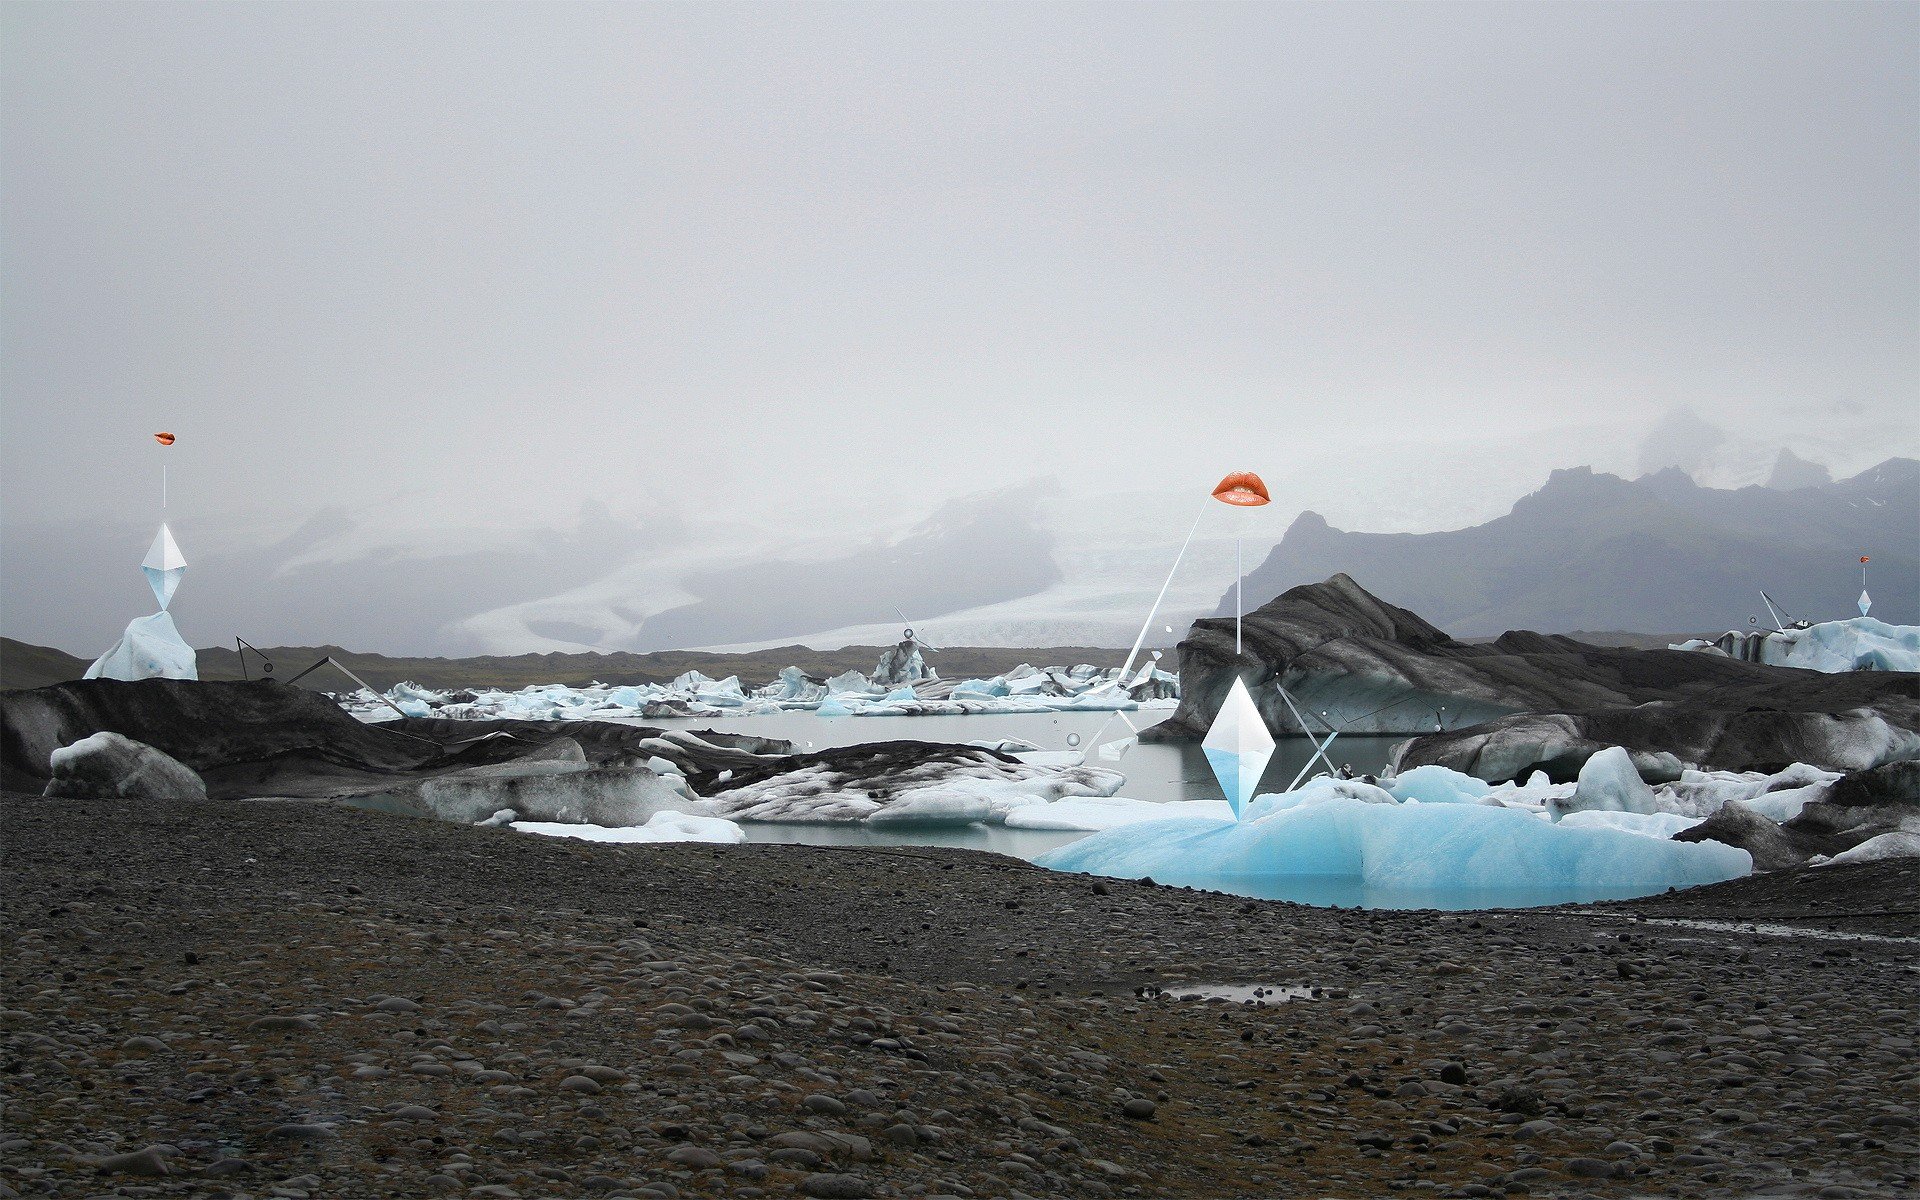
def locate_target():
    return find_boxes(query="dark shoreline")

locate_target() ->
[4,793,1915,1199]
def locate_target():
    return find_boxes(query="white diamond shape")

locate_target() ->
[142,523,186,572]
[1202,677,1275,820]
[1859,589,1872,617]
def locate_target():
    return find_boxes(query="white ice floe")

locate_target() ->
[1671,616,1920,673]
[512,810,746,844]
[343,658,1178,723]
[1817,831,1920,867]
[1554,746,1659,817]
[702,753,1125,825]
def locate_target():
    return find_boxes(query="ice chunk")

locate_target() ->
[85,611,198,682]
[1555,746,1657,817]
[1035,796,1751,894]
[1387,765,1491,805]
[1819,830,1920,866]
[513,810,746,844]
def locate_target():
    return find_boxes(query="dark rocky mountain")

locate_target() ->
[1216,458,1917,636]
[0,637,1153,694]
[1155,574,1920,781]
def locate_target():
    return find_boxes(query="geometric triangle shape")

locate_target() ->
[1201,677,1275,820]
[144,564,185,611]
[142,522,186,571]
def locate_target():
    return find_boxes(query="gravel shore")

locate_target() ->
[3,794,1915,1199]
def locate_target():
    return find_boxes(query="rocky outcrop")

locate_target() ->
[1218,457,1917,633]
[41,732,207,802]
[0,680,787,806]
[1396,703,1920,783]
[1675,801,1820,872]
[1150,576,1920,780]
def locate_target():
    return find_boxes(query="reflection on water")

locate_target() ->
[643,708,1403,807]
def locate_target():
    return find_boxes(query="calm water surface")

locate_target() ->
[575,710,1664,909]
[625,710,1582,908]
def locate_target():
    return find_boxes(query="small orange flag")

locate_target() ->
[154,432,176,446]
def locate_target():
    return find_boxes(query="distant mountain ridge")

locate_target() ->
[1217,458,1918,636]
[0,638,1154,694]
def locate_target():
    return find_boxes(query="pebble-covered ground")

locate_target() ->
[3,794,1915,1200]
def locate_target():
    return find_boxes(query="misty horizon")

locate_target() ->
[4,2,1916,658]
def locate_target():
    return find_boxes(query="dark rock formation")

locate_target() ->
[41,731,207,803]
[1218,457,1917,633]
[1675,801,1824,872]
[1396,702,1919,782]
[1,679,786,803]
[1155,574,1920,782]
[1827,760,1920,808]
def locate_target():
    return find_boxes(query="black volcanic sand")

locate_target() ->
[3,796,1915,1200]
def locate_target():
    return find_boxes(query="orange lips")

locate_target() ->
[154,432,176,446]
[1211,471,1270,506]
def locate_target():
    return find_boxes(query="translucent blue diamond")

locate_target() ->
[1202,677,1275,820]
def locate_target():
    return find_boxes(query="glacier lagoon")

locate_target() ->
[591,710,1682,909]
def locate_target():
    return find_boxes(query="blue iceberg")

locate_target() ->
[1034,794,1751,901]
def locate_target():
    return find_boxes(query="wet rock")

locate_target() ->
[92,1146,168,1176]
[797,1174,874,1199]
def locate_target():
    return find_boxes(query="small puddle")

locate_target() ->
[1142,983,1326,1006]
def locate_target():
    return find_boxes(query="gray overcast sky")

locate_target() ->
[3,1,1916,655]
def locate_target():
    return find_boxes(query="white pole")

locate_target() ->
[1111,491,1212,692]
[1235,531,1243,655]
[162,461,167,510]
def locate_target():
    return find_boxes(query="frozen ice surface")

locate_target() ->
[1556,810,1704,839]
[85,611,198,682]
[512,811,746,844]
[1034,794,1752,894]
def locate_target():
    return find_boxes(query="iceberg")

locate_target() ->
[1672,616,1920,674]
[1035,794,1752,895]
[512,810,746,844]
[85,611,198,682]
